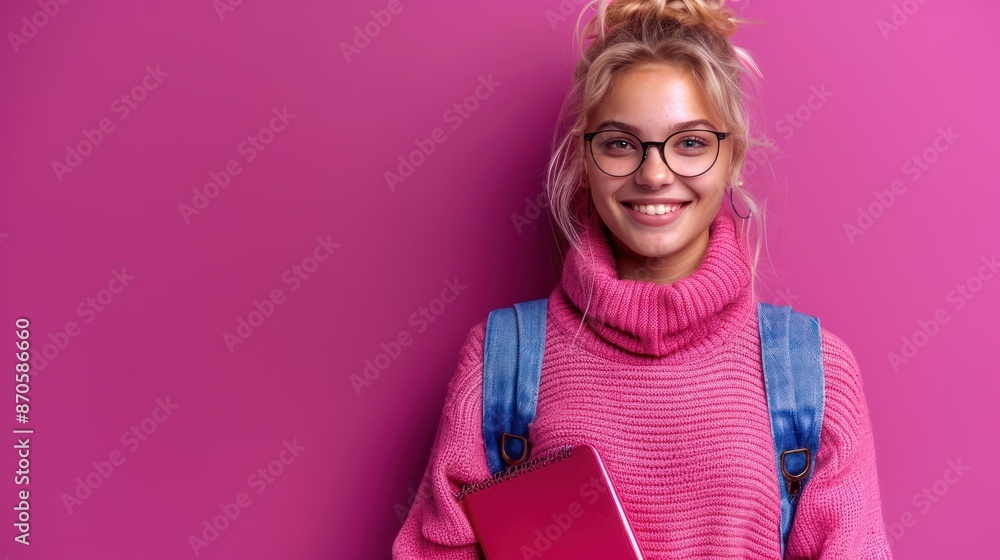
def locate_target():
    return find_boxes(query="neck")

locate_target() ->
[550,209,755,361]
[609,227,711,285]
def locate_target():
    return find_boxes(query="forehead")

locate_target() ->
[592,64,721,134]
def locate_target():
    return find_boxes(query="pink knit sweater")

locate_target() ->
[392,210,893,559]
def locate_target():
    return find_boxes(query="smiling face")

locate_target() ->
[583,63,733,284]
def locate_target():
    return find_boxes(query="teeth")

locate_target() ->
[629,202,684,215]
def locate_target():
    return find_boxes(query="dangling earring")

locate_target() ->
[728,180,750,219]
[587,194,593,218]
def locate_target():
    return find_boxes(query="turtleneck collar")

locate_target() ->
[549,209,756,364]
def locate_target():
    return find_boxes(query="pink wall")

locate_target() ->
[1,0,996,558]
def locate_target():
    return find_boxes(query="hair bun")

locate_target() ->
[604,0,741,39]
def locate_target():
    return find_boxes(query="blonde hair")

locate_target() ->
[544,0,777,335]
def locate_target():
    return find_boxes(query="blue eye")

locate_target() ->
[679,137,708,149]
[607,138,632,149]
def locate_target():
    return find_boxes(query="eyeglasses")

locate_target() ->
[583,129,729,178]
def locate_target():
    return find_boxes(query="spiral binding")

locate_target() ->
[455,444,574,501]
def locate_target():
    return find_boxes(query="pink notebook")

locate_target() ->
[456,444,645,559]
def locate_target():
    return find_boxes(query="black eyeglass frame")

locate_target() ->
[582,129,730,178]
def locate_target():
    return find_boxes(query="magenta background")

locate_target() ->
[1,0,997,558]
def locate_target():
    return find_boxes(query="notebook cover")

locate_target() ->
[457,443,644,559]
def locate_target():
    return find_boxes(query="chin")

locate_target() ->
[610,222,686,259]
[631,236,687,260]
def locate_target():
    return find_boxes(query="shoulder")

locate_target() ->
[441,317,488,415]
[818,325,868,417]
[816,322,876,467]
[453,317,487,381]
[458,317,486,378]
[444,296,548,407]
[760,304,868,408]
[448,295,555,396]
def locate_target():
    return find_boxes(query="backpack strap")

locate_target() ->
[757,301,826,558]
[482,298,549,476]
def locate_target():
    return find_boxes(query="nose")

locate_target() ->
[635,143,676,188]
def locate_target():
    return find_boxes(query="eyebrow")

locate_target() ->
[594,118,720,136]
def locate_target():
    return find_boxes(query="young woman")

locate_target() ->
[393,1,892,558]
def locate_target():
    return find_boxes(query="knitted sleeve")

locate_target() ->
[391,320,490,560]
[784,327,894,559]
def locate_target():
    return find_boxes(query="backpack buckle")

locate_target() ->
[780,448,811,496]
[500,433,530,466]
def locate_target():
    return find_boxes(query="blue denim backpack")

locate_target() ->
[481,298,825,558]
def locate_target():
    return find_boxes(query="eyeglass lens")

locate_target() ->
[589,130,721,177]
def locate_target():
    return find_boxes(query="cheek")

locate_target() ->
[589,179,620,203]
[690,179,725,203]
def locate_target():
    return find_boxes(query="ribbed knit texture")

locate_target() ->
[392,210,893,559]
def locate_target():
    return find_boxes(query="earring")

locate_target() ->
[587,194,593,218]
[728,182,750,219]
